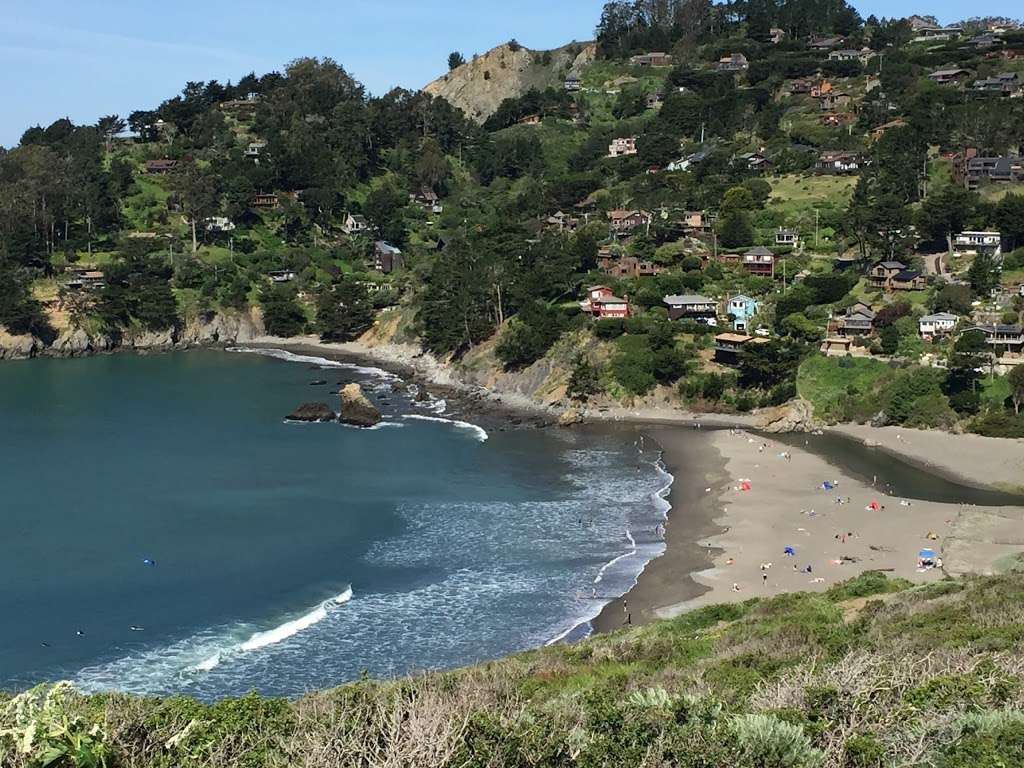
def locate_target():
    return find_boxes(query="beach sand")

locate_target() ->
[596,427,972,631]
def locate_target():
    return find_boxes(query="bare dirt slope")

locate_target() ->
[424,42,595,123]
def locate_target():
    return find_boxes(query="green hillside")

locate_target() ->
[4,572,1024,767]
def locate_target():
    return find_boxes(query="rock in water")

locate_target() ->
[340,383,381,428]
[287,403,337,422]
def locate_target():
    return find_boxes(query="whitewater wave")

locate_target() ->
[194,588,353,671]
[400,414,488,442]
[593,530,638,585]
[227,347,398,380]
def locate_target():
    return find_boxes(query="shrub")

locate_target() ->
[593,317,625,339]
[730,713,823,768]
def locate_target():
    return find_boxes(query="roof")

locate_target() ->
[664,294,715,305]
[877,260,907,269]
[894,269,922,281]
[965,324,1023,335]
[929,68,970,78]
[921,313,958,322]
[375,241,402,255]
[729,294,757,304]
[593,294,628,304]
[716,333,753,343]
[745,246,775,258]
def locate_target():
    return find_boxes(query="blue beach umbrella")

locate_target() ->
[784,546,796,556]
[918,549,936,559]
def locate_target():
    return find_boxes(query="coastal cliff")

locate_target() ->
[0,309,265,360]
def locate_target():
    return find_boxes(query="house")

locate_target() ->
[666,148,713,171]
[892,269,926,291]
[144,159,177,174]
[251,193,279,208]
[971,72,1021,96]
[961,324,1024,356]
[809,36,844,50]
[204,216,235,232]
[605,256,662,279]
[564,76,582,92]
[630,52,673,67]
[343,213,370,235]
[919,312,958,339]
[742,246,775,277]
[607,209,651,233]
[546,211,580,232]
[718,252,742,265]
[580,286,630,319]
[927,68,971,86]
[869,261,908,289]
[517,114,541,126]
[810,79,833,98]
[373,241,404,273]
[268,269,297,283]
[953,231,1002,258]
[837,304,876,337]
[769,27,786,44]
[775,228,799,246]
[912,25,962,42]
[714,333,768,364]
[645,91,665,109]
[788,79,813,94]
[828,48,875,65]
[410,188,442,213]
[608,136,638,158]
[816,151,861,174]
[819,111,855,126]
[65,268,106,292]
[819,92,852,111]
[964,155,1024,189]
[738,151,770,170]
[681,210,710,231]
[243,141,267,159]
[726,294,759,331]
[664,294,718,323]
[968,32,1000,48]
[715,53,749,72]
[870,118,907,141]
[820,337,854,356]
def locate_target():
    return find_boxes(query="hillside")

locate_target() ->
[4,572,1024,767]
[424,41,596,122]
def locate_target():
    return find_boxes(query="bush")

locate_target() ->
[593,317,625,339]
[730,714,822,768]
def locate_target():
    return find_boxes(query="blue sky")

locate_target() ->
[1,1,1018,147]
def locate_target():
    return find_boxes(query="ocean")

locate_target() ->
[0,348,669,699]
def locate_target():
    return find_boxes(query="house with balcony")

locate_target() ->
[816,151,861,174]
[343,213,370,235]
[608,136,638,158]
[607,209,651,233]
[373,241,404,273]
[630,52,673,67]
[919,312,959,339]
[953,231,1002,258]
[580,286,630,319]
[961,324,1024,357]
[714,333,769,365]
[869,261,908,290]
[836,302,876,337]
[664,294,718,324]
[715,53,749,72]
[775,228,799,246]
[927,68,971,86]
[742,246,776,277]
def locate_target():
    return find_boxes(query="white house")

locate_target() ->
[608,137,638,158]
[953,231,1002,259]
[919,312,959,339]
[343,213,370,235]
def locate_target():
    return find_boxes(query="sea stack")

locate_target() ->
[340,383,381,428]
[287,403,337,422]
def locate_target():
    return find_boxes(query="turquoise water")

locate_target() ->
[0,349,669,699]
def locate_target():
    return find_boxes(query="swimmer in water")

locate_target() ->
[129,626,145,632]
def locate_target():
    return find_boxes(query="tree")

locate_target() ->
[995,194,1024,251]
[931,284,973,315]
[948,329,990,395]
[968,252,1001,297]
[568,353,602,401]
[916,186,977,253]
[168,161,221,255]
[718,209,753,249]
[316,278,374,342]
[879,324,900,355]
[260,284,306,337]
[1009,365,1024,415]
[95,115,126,153]
[448,52,466,71]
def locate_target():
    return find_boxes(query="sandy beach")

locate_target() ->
[595,425,1024,631]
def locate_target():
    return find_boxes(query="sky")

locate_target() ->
[1,0,1019,148]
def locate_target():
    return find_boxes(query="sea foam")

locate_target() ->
[400,414,488,442]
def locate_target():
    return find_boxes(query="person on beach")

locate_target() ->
[762,572,768,585]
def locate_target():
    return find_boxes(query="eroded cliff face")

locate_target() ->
[423,42,595,123]
[0,308,265,360]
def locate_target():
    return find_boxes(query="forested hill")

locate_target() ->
[3,2,1024,436]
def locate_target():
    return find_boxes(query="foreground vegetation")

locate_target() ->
[4,572,1024,767]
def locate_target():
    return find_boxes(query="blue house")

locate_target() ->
[726,294,758,331]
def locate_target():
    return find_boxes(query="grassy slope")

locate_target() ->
[4,573,1024,767]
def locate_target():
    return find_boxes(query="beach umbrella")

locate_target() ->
[784,546,796,556]
[919,549,936,559]
[740,481,752,491]
[822,481,834,490]
[868,501,880,511]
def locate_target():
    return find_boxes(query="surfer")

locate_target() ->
[129,626,145,632]
[75,630,85,637]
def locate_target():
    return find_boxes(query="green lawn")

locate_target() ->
[767,174,857,217]
[797,354,891,421]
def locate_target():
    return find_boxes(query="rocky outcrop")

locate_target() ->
[0,328,43,360]
[756,399,822,434]
[287,403,337,422]
[424,42,596,123]
[339,383,381,427]
[179,310,264,347]
[559,407,584,427]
